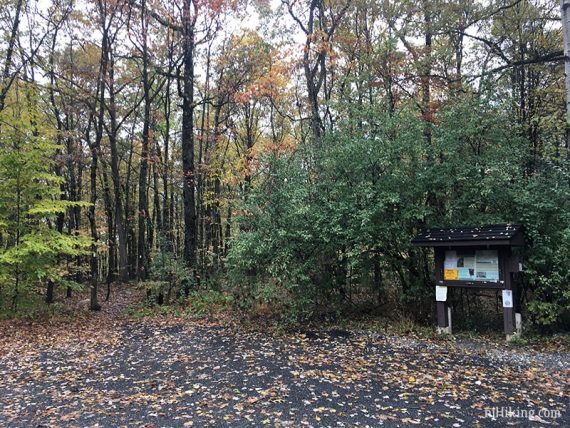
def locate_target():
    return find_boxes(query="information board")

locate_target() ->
[444,250,499,282]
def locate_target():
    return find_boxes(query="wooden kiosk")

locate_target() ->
[412,224,524,340]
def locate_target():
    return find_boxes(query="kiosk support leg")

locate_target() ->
[437,301,451,334]
[503,273,517,341]
[504,305,515,339]
[514,283,522,335]
[515,313,522,335]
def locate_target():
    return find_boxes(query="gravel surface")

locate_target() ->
[0,320,568,427]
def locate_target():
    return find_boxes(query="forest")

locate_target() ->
[0,0,569,332]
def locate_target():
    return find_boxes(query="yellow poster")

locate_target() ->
[444,269,458,280]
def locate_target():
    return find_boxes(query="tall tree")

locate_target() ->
[180,0,198,275]
[562,0,570,153]
[284,0,349,139]
[0,0,23,115]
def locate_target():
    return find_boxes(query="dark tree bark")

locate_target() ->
[124,121,138,278]
[101,160,116,287]
[421,0,433,148]
[47,24,65,304]
[137,0,152,280]
[0,0,23,114]
[563,0,570,154]
[161,76,173,245]
[107,56,129,282]
[181,0,198,273]
[88,105,102,311]
[285,0,349,140]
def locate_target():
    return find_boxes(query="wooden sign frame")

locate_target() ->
[412,224,524,339]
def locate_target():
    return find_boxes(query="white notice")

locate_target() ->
[436,286,448,302]
[502,290,513,308]
[444,251,458,269]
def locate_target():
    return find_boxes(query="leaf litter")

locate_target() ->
[0,290,568,427]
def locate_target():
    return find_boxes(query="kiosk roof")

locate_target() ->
[412,224,524,247]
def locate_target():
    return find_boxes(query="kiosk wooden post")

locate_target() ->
[412,224,524,340]
[434,249,451,333]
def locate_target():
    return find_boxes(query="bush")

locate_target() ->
[226,94,570,330]
[514,161,570,330]
[140,245,194,305]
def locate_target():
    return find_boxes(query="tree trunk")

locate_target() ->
[181,0,198,273]
[46,279,55,304]
[107,59,129,282]
[0,0,23,114]
[162,76,172,246]
[137,0,151,280]
[561,0,570,155]
[101,160,116,286]
[88,117,101,311]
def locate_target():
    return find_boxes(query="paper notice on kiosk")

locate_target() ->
[457,252,476,280]
[443,251,459,280]
[436,286,448,302]
[444,251,458,269]
[502,290,513,308]
[475,250,499,281]
[444,269,459,280]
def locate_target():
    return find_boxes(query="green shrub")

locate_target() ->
[226,93,570,330]
[140,245,194,305]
